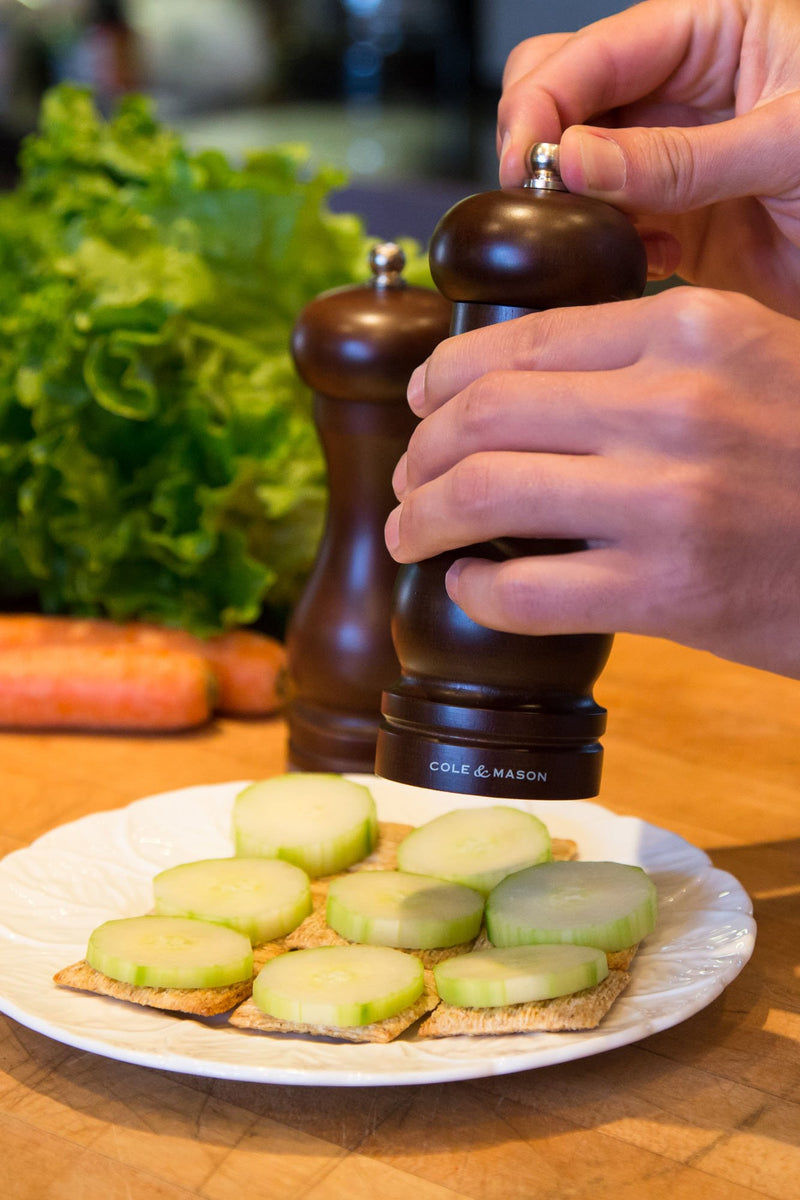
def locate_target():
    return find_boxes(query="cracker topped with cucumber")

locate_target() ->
[53,773,657,1042]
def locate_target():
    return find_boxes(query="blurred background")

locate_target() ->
[0,0,626,240]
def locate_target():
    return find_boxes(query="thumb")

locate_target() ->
[560,95,800,213]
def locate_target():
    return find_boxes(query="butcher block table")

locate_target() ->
[0,632,797,1200]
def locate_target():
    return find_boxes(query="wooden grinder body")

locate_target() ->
[375,165,648,800]
[286,249,451,773]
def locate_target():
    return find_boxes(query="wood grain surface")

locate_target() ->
[0,633,797,1200]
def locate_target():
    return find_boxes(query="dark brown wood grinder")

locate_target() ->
[374,144,647,800]
[286,243,451,773]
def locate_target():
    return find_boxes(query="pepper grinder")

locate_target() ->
[285,243,451,773]
[375,144,647,800]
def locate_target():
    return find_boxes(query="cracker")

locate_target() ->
[470,930,638,971]
[312,821,414,887]
[252,940,292,972]
[607,944,639,970]
[229,970,439,1043]
[284,905,475,967]
[355,821,415,871]
[551,837,578,861]
[417,968,631,1037]
[53,959,254,1016]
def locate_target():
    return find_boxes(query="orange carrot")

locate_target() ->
[0,615,286,716]
[0,645,214,731]
[192,629,286,716]
[0,614,124,647]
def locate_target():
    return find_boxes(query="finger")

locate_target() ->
[496,34,570,160]
[497,0,709,186]
[638,229,683,281]
[559,94,800,214]
[501,34,571,92]
[443,548,643,637]
[400,368,633,494]
[407,297,662,418]
[385,451,629,564]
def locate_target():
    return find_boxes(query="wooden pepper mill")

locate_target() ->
[285,242,451,773]
[375,144,647,799]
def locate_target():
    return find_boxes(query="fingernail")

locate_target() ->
[574,130,627,192]
[641,230,681,279]
[499,128,511,173]
[444,559,463,601]
[407,362,427,413]
[384,506,401,557]
[392,453,408,498]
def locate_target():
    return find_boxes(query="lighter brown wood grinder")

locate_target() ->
[285,243,450,773]
[374,144,647,800]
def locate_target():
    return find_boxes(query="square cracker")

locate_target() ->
[355,821,414,871]
[228,970,439,1043]
[54,941,290,1015]
[53,959,255,1016]
[417,968,631,1037]
[469,930,639,972]
[284,904,476,967]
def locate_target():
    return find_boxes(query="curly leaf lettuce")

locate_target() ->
[0,84,409,633]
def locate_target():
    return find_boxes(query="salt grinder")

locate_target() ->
[285,243,451,773]
[375,144,647,799]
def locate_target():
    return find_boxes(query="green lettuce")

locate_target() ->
[0,84,424,634]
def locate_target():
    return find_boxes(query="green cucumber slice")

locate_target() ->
[252,944,424,1027]
[153,857,312,944]
[326,870,484,949]
[233,773,377,877]
[486,860,658,951]
[87,916,253,988]
[433,943,609,1007]
[396,805,552,895]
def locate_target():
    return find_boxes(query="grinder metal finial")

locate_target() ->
[369,241,407,289]
[525,142,568,191]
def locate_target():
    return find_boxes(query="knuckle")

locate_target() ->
[456,373,507,440]
[656,286,754,352]
[489,560,539,628]
[648,366,721,447]
[637,126,698,207]
[447,454,495,516]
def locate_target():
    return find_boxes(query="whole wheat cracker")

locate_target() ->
[284,904,476,967]
[228,969,439,1043]
[52,959,255,1016]
[417,968,632,1037]
[54,940,289,1015]
[469,928,639,970]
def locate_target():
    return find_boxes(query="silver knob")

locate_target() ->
[369,242,407,289]
[524,142,568,191]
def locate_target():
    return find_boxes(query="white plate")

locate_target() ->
[0,776,755,1087]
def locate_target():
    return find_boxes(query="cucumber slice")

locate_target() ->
[396,805,552,895]
[486,860,658,952]
[153,857,312,945]
[434,943,609,1008]
[233,774,377,877]
[326,870,484,949]
[87,915,253,988]
[252,944,424,1027]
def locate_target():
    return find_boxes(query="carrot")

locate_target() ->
[0,615,286,716]
[190,629,286,716]
[0,645,214,731]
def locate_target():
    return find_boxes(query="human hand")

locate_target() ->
[385,288,800,680]
[496,0,800,317]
